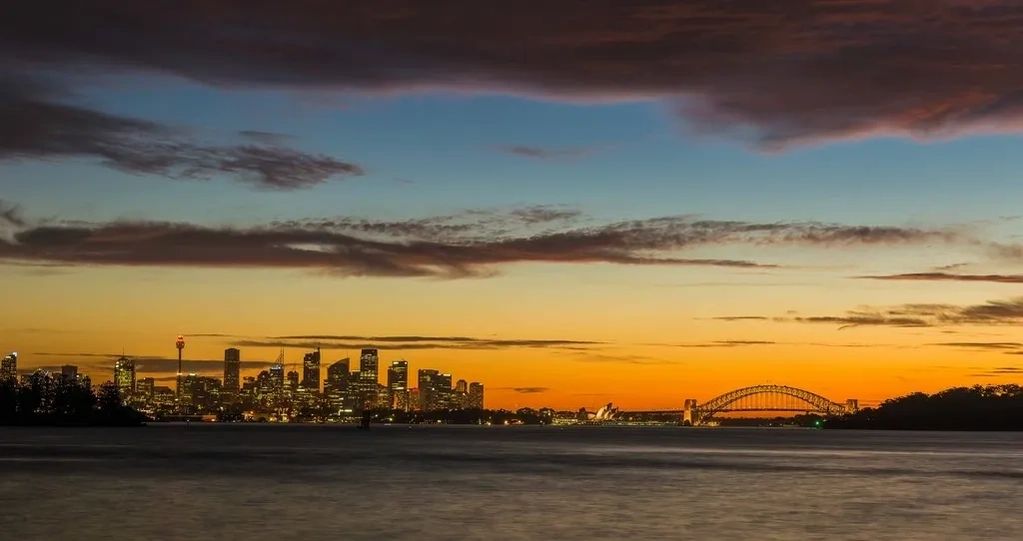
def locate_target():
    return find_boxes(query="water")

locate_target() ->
[1,425,1021,540]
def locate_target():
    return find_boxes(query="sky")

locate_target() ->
[3,1,1023,410]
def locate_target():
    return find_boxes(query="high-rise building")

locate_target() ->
[358,349,379,409]
[269,363,285,408]
[436,373,453,409]
[468,382,484,409]
[325,358,350,393]
[301,349,321,393]
[418,369,454,411]
[223,348,241,398]
[113,356,136,401]
[453,379,469,408]
[0,352,17,383]
[181,374,222,412]
[387,360,408,408]
[324,358,351,412]
[60,364,78,381]
[359,349,378,383]
[137,377,155,402]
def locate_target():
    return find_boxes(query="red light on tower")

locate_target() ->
[176,335,185,350]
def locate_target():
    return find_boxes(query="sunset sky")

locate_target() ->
[3,2,1023,410]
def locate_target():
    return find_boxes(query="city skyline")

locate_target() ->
[4,3,1023,411]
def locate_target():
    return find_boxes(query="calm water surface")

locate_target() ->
[1,425,1020,540]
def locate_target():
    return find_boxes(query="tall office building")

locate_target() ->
[468,382,484,409]
[0,352,17,383]
[302,349,321,393]
[358,349,379,409]
[269,363,285,407]
[137,377,155,402]
[387,360,409,409]
[60,364,78,381]
[359,349,378,383]
[113,356,136,400]
[223,348,241,398]
[325,358,350,393]
[287,370,300,393]
[181,374,222,412]
[324,358,351,411]
[418,369,453,411]
[453,379,469,408]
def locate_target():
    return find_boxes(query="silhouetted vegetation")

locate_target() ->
[826,385,1023,430]
[0,373,146,426]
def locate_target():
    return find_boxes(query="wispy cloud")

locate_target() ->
[0,77,362,190]
[498,145,594,160]
[932,342,1023,350]
[858,272,1023,284]
[234,336,601,351]
[0,202,960,278]
[493,387,550,394]
[791,297,1023,328]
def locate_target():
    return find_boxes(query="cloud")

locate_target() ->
[501,387,550,394]
[0,199,26,227]
[498,145,593,160]
[793,297,1023,328]
[234,336,601,351]
[7,2,1023,146]
[932,342,1023,350]
[0,77,362,190]
[859,272,1023,284]
[0,201,964,277]
[669,340,775,348]
[970,367,1023,377]
[710,316,769,321]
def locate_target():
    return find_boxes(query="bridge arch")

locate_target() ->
[687,384,848,426]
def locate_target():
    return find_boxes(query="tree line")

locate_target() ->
[826,384,1023,430]
[0,372,146,426]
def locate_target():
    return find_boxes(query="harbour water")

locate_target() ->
[1,425,1020,540]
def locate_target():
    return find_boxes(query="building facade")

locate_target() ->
[301,349,321,393]
[114,356,136,401]
[0,352,17,383]
[223,348,241,399]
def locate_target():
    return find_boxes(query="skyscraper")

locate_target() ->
[324,358,351,412]
[454,379,469,409]
[418,369,452,411]
[358,349,379,409]
[269,363,285,408]
[359,349,378,383]
[113,356,136,401]
[325,358,350,393]
[1,352,18,383]
[468,382,484,409]
[302,348,321,393]
[224,348,241,398]
[137,377,155,402]
[387,360,409,409]
[60,364,78,381]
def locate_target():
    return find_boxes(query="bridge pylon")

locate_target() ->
[682,398,698,426]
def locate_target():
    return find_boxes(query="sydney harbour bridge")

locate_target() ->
[624,384,859,426]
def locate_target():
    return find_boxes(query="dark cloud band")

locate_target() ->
[5,2,1023,146]
[0,204,954,277]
